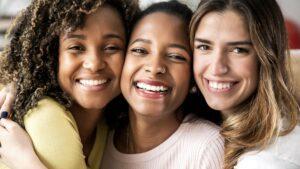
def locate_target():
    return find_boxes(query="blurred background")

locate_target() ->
[0,0,299,51]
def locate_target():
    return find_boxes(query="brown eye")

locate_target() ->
[104,45,121,53]
[232,47,249,54]
[131,48,148,56]
[167,54,187,62]
[196,44,210,50]
[68,45,85,53]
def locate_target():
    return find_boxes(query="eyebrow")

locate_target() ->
[63,34,86,41]
[194,38,252,46]
[169,43,190,53]
[129,38,189,52]
[129,38,151,46]
[63,33,124,41]
[103,34,124,41]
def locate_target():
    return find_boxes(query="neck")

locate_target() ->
[70,103,103,155]
[121,108,182,154]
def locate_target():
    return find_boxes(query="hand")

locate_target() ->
[0,119,47,169]
[0,83,17,117]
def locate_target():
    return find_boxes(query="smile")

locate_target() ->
[135,82,169,93]
[207,80,236,92]
[78,79,109,86]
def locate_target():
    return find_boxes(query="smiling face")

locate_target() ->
[193,10,258,115]
[121,12,191,118]
[58,5,125,111]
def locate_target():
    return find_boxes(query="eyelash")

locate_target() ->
[104,45,121,53]
[195,44,210,51]
[131,48,148,55]
[68,45,85,53]
[168,54,187,62]
[68,45,85,52]
[232,47,249,54]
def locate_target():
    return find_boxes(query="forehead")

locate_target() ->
[196,10,250,41]
[62,4,125,38]
[84,4,125,32]
[130,12,188,42]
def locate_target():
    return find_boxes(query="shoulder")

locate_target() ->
[22,98,86,169]
[236,125,300,169]
[24,97,74,125]
[26,97,67,116]
[182,115,222,143]
[180,115,224,153]
[178,116,224,168]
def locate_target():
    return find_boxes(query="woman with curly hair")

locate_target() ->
[190,0,300,168]
[0,0,138,169]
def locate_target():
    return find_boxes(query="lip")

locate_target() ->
[133,79,172,99]
[204,77,238,93]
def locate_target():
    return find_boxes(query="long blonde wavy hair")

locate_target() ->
[189,0,300,168]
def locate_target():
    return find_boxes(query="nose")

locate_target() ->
[144,54,167,75]
[82,50,106,72]
[210,50,229,75]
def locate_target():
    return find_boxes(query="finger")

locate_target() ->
[7,83,17,96]
[0,124,8,140]
[0,118,18,131]
[0,87,7,108]
[0,92,15,116]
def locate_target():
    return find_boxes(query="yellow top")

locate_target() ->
[0,97,108,169]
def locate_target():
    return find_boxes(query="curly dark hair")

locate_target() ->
[0,0,139,126]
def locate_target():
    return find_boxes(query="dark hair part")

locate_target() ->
[0,0,139,126]
[190,0,299,168]
[132,0,192,28]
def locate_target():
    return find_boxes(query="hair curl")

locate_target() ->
[190,0,299,168]
[0,0,139,126]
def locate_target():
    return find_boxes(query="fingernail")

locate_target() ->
[0,111,8,119]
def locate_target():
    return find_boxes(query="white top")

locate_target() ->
[101,115,224,169]
[235,125,300,169]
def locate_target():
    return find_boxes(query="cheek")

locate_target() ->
[193,56,205,81]
[120,58,134,90]
[239,58,258,81]
[57,54,69,84]
[172,65,191,91]
[111,55,125,77]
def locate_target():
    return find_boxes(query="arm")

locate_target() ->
[0,118,47,169]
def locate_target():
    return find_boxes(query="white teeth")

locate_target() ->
[79,79,107,86]
[136,82,168,92]
[209,81,233,90]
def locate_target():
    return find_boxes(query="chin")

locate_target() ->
[132,106,167,117]
[78,101,107,110]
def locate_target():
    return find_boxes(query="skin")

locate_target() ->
[0,9,191,169]
[0,4,126,169]
[117,12,191,153]
[58,4,125,156]
[193,10,258,115]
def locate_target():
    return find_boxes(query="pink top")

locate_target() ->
[101,115,224,169]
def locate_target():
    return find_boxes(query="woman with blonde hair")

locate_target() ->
[190,0,300,168]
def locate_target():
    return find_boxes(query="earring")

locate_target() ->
[189,86,198,94]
